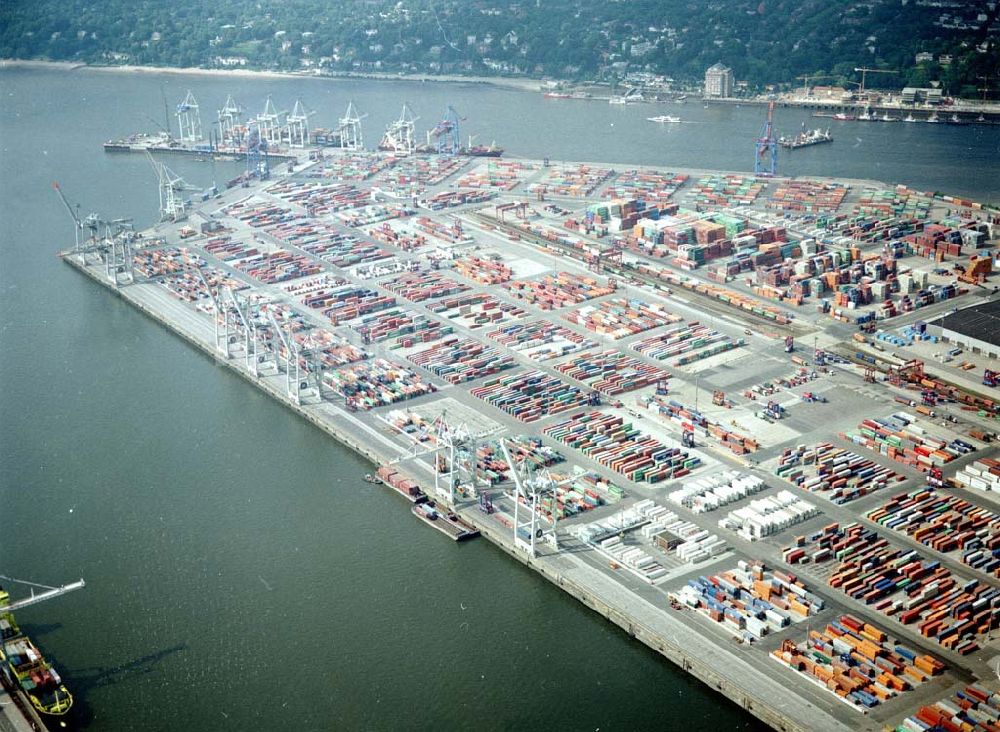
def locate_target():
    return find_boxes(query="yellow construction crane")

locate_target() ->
[853,67,897,94]
[795,74,835,96]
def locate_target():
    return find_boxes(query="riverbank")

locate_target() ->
[0,58,546,91]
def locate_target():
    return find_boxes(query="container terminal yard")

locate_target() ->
[55,100,1000,732]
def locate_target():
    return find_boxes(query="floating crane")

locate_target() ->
[379,103,419,156]
[339,101,367,151]
[754,101,778,176]
[175,90,203,142]
[428,105,462,155]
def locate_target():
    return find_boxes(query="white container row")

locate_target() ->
[955,461,1000,494]
[718,490,819,541]
[597,535,668,582]
[668,470,765,513]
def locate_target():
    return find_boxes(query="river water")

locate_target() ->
[0,67,997,731]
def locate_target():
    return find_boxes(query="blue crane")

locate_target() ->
[754,101,778,176]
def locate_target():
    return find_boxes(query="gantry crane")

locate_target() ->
[428,106,462,155]
[285,100,316,148]
[175,90,203,142]
[500,440,573,558]
[216,94,244,145]
[379,103,419,156]
[145,151,198,222]
[754,101,777,176]
[339,101,367,151]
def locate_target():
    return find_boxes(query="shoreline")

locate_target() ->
[0,58,546,92]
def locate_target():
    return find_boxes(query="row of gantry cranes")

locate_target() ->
[170,89,469,158]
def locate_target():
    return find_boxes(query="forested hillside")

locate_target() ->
[1,0,996,96]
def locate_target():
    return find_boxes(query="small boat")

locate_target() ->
[947,114,965,125]
[857,107,874,121]
[647,115,681,123]
[543,92,571,99]
[903,114,917,123]
[925,113,940,123]
[364,473,381,484]
[880,112,898,122]
[977,114,986,122]
[833,112,856,121]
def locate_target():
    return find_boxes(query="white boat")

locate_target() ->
[648,115,681,123]
[926,113,940,123]
[903,114,917,123]
[857,107,874,121]
[880,112,898,122]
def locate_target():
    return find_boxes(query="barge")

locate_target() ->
[411,502,480,541]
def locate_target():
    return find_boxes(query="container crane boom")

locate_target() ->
[0,576,85,613]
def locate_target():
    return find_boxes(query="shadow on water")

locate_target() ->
[17,622,63,639]
[52,644,188,730]
[66,643,187,694]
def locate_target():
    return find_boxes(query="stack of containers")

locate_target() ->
[563,297,680,340]
[782,522,999,655]
[268,180,371,214]
[543,411,700,483]
[407,337,515,384]
[668,471,766,513]
[369,222,427,252]
[717,491,819,541]
[955,459,1000,494]
[301,285,397,325]
[867,488,1000,577]
[771,614,942,710]
[843,412,975,472]
[381,271,471,302]
[631,322,743,365]
[487,320,595,361]
[322,359,436,408]
[674,561,823,640]
[470,371,592,423]
[503,272,616,310]
[900,685,1000,732]
[294,229,393,267]
[453,256,514,285]
[775,443,907,503]
[352,309,452,346]
[421,189,494,210]
[554,350,668,395]
[430,293,527,329]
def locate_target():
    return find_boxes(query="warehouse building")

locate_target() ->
[928,299,1000,358]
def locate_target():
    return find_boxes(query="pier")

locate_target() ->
[63,145,1000,732]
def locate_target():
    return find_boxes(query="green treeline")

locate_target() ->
[1,0,996,96]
